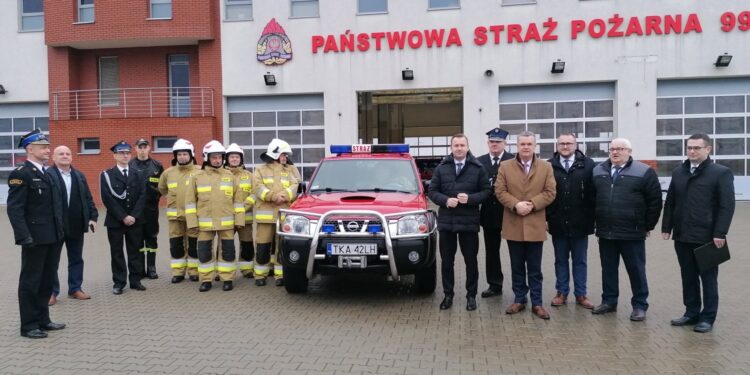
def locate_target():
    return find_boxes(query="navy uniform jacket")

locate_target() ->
[100,166,146,228]
[6,161,64,246]
[477,151,514,229]
[129,157,164,205]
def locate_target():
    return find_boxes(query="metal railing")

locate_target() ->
[51,87,214,120]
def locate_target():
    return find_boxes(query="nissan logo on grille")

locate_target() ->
[346,221,360,231]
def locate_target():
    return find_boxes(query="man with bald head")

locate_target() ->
[48,145,98,305]
[591,138,662,321]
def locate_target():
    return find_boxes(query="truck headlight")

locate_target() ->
[397,214,429,235]
[282,215,310,235]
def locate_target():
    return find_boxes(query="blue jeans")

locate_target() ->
[599,238,649,310]
[552,235,589,297]
[52,236,85,296]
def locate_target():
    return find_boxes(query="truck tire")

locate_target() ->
[284,267,308,294]
[413,261,436,294]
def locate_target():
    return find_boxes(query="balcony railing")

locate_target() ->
[51,87,214,120]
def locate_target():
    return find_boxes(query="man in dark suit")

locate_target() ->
[100,141,147,295]
[6,129,66,339]
[428,134,491,311]
[477,128,514,298]
[48,145,98,305]
[662,134,735,333]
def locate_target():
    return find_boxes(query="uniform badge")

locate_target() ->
[8,178,23,186]
[257,18,292,66]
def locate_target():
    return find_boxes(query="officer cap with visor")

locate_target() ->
[110,141,132,153]
[486,128,509,141]
[17,129,50,149]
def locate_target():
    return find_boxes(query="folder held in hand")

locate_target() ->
[693,241,730,274]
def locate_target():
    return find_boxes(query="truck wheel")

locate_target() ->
[413,261,436,294]
[284,267,308,294]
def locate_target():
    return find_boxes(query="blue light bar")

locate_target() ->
[322,224,335,233]
[330,144,410,154]
[367,224,382,233]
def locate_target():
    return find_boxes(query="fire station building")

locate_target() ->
[1,0,749,203]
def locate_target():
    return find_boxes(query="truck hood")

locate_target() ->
[289,192,428,215]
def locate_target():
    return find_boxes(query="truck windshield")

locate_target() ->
[308,159,420,194]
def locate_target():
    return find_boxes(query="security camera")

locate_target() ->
[484,69,494,77]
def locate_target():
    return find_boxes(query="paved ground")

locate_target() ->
[0,205,749,375]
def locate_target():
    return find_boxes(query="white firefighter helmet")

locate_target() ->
[225,143,244,156]
[260,138,292,163]
[171,138,195,166]
[202,140,226,161]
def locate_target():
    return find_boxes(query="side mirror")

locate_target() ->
[298,181,307,194]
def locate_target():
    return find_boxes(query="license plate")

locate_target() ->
[327,243,377,255]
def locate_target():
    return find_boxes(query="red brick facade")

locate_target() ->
[44,0,223,205]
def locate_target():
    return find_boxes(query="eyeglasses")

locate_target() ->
[558,142,576,147]
[608,147,630,153]
[686,146,706,151]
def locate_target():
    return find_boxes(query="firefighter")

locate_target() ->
[158,139,200,283]
[224,143,257,279]
[253,138,301,287]
[186,140,245,292]
[130,138,164,279]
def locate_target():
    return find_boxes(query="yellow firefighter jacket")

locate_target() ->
[158,162,199,221]
[228,166,256,224]
[253,162,301,223]
[186,166,245,231]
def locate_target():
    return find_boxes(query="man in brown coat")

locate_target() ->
[495,131,556,319]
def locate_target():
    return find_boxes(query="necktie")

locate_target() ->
[563,159,570,172]
[612,166,622,182]
[690,166,697,174]
[456,162,463,175]
[524,162,530,175]
[492,157,499,168]
[123,168,128,178]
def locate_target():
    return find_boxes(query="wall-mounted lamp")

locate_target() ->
[402,68,414,80]
[551,60,565,74]
[714,53,732,67]
[0,85,6,94]
[264,73,277,86]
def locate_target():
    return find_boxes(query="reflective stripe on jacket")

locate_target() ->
[158,163,199,221]
[228,166,256,223]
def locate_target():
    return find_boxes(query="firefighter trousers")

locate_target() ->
[236,225,254,277]
[197,230,236,283]
[255,223,282,280]
[168,220,199,278]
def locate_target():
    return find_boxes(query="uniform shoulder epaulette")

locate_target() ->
[15,165,24,170]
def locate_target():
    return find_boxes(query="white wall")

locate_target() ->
[221,0,750,158]
[0,1,49,105]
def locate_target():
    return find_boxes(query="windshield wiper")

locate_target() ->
[309,187,352,193]
[355,188,413,194]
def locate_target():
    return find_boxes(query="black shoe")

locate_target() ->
[112,287,124,295]
[21,329,47,339]
[188,275,199,282]
[130,283,147,291]
[147,266,159,280]
[275,278,284,287]
[630,308,646,321]
[670,316,699,326]
[592,303,617,315]
[694,321,713,333]
[222,281,233,291]
[439,296,453,310]
[199,282,212,292]
[255,278,266,287]
[466,296,477,311]
[171,275,185,284]
[41,322,66,331]
[480,287,502,298]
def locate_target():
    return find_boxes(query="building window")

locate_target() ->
[19,0,44,31]
[502,0,536,5]
[428,0,459,9]
[290,0,319,18]
[150,0,172,19]
[225,0,252,21]
[79,138,100,154]
[153,137,178,152]
[168,54,191,117]
[358,0,387,14]
[98,56,119,106]
[78,0,94,23]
